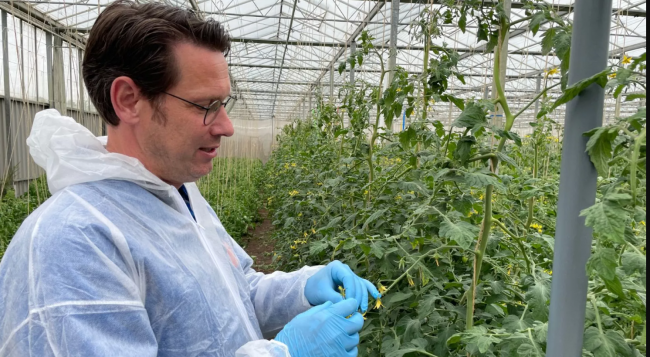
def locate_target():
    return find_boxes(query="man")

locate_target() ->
[0,1,380,356]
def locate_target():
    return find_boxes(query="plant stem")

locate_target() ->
[591,296,604,334]
[366,54,387,208]
[384,245,455,294]
[468,153,497,163]
[525,143,538,230]
[630,128,646,208]
[467,184,493,330]
[513,83,561,121]
[494,219,532,273]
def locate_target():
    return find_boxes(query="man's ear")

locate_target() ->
[111,76,142,125]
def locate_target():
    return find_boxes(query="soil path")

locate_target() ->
[243,209,276,274]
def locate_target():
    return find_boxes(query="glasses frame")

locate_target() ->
[164,92,236,125]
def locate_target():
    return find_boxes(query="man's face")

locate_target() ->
[137,42,234,187]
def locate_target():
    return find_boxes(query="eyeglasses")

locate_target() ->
[164,92,236,126]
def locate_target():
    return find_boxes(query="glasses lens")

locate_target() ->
[204,100,223,125]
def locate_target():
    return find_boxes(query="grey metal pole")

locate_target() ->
[329,63,334,104]
[46,32,53,109]
[2,10,12,176]
[350,42,356,84]
[78,48,85,126]
[546,1,613,356]
[387,0,400,85]
[535,76,542,116]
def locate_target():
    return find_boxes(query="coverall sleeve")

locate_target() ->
[230,239,324,338]
[21,217,159,357]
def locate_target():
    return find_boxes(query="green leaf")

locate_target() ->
[461,326,503,354]
[454,136,476,163]
[459,12,467,33]
[497,152,518,169]
[530,12,546,36]
[503,315,532,332]
[310,240,330,255]
[463,171,505,191]
[387,291,413,304]
[541,28,556,55]
[518,342,544,357]
[396,316,423,341]
[363,208,389,230]
[442,94,465,110]
[338,62,346,75]
[580,193,631,244]
[621,251,646,275]
[625,93,646,102]
[526,278,551,321]
[453,102,488,129]
[584,127,619,177]
[439,219,479,250]
[587,248,619,281]
[544,68,611,118]
[584,327,634,357]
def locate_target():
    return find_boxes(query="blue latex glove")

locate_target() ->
[305,261,381,313]
[275,299,364,357]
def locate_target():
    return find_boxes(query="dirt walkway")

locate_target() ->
[243,209,276,274]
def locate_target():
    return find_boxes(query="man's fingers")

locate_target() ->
[342,332,361,352]
[363,279,381,299]
[319,287,345,305]
[329,298,359,318]
[303,301,333,317]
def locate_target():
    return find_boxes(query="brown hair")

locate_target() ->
[82,0,231,126]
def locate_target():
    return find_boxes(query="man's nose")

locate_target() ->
[210,110,235,137]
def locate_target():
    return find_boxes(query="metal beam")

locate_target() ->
[270,0,300,118]
[546,0,613,355]
[360,0,646,17]
[2,10,12,179]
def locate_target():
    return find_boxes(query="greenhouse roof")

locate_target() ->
[2,0,646,127]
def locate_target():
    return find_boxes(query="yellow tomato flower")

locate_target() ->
[609,73,617,79]
[545,67,559,77]
[289,190,299,197]
[408,275,415,287]
[375,298,384,310]
[395,195,402,201]
[291,245,297,250]
[408,191,415,195]
[304,232,309,238]
[364,190,369,195]
[622,55,633,65]
[378,284,388,294]
[298,213,303,217]
[312,228,317,234]
[396,88,403,93]
[291,163,297,167]
[339,286,346,299]
[641,221,646,227]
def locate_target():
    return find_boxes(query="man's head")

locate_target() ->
[83,0,234,187]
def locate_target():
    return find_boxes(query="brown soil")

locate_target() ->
[243,209,276,274]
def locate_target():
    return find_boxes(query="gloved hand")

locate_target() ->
[275,299,364,357]
[305,261,380,313]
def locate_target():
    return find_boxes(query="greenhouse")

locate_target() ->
[0,0,646,356]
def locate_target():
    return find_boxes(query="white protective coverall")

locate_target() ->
[0,109,322,357]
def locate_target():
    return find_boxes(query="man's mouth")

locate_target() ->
[199,147,217,153]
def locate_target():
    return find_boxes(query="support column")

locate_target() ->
[329,63,334,105]
[387,0,400,85]
[34,26,39,107]
[349,42,356,84]
[2,10,13,179]
[546,1,613,356]
[46,32,53,108]
[78,48,85,126]
[52,35,67,114]
[535,76,542,116]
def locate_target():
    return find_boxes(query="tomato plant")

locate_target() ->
[265,1,646,355]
